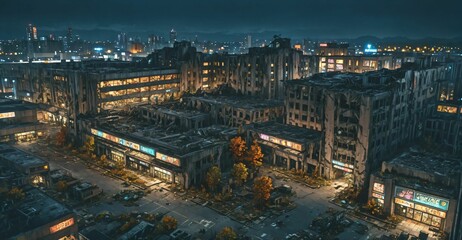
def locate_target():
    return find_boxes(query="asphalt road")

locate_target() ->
[14,141,387,239]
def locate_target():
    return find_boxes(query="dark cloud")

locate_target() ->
[0,0,461,40]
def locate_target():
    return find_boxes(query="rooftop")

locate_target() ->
[140,103,209,120]
[185,95,284,110]
[249,121,321,144]
[0,147,48,168]
[386,148,460,178]
[0,187,74,238]
[94,113,235,157]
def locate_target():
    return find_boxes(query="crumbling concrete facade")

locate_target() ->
[183,95,284,127]
[285,62,446,189]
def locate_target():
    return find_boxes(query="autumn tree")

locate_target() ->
[99,154,109,167]
[229,136,247,161]
[55,180,68,192]
[83,136,95,154]
[232,163,248,187]
[244,140,264,170]
[253,176,273,207]
[216,227,238,240]
[55,126,67,146]
[205,165,221,192]
[7,187,25,202]
[158,215,177,233]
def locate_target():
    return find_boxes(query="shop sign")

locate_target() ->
[372,192,384,200]
[0,112,15,119]
[91,128,155,157]
[333,160,354,169]
[395,186,449,211]
[140,146,155,156]
[156,152,180,167]
[395,186,414,200]
[414,192,449,211]
[259,133,302,151]
[415,204,447,218]
[50,218,74,233]
[373,182,384,193]
[333,164,353,173]
[395,198,414,208]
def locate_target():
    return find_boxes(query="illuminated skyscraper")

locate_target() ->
[169,29,177,44]
[26,24,38,41]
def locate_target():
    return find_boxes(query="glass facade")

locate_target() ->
[393,186,448,229]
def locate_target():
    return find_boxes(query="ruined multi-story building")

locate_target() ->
[81,113,236,189]
[0,61,180,141]
[285,61,446,188]
[183,95,284,127]
[149,37,310,100]
[315,55,400,73]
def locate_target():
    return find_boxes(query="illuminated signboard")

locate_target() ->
[373,183,384,193]
[90,128,155,156]
[414,192,449,211]
[372,192,384,200]
[332,160,354,169]
[415,204,447,218]
[50,218,74,233]
[395,186,414,200]
[259,133,302,151]
[319,43,328,47]
[364,44,378,53]
[395,198,414,208]
[0,112,15,119]
[156,152,180,167]
[395,186,449,211]
[140,146,155,156]
[333,164,353,173]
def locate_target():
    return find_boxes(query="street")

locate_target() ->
[14,140,387,239]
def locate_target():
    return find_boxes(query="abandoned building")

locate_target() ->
[247,121,322,174]
[138,102,210,130]
[81,113,237,189]
[0,61,181,142]
[0,187,78,240]
[0,99,46,142]
[0,145,50,186]
[149,37,311,100]
[368,149,461,237]
[183,95,284,127]
[284,61,447,188]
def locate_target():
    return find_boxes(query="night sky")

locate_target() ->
[1,0,461,41]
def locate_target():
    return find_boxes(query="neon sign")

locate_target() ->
[50,218,74,233]
[414,192,449,211]
[91,128,155,156]
[333,164,353,173]
[364,44,377,53]
[395,186,449,211]
[332,160,354,169]
[156,152,180,167]
[0,112,15,119]
[259,133,302,151]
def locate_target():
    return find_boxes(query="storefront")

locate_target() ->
[127,155,151,175]
[15,131,37,142]
[111,150,125,164]
[153,166,172,183]
[371,182,385,206]
[393,186,449,229]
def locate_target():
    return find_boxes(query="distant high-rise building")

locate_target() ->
[26,24,38,41]
[64,27,73,51]
[169,29,177,44]
[67,27,73,44]
[117,33,128,50]
[245,35,252,48]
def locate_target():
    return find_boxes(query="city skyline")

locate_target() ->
[1,0,462,41]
